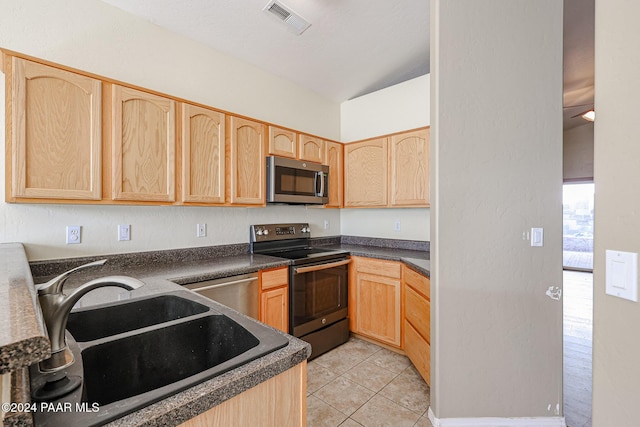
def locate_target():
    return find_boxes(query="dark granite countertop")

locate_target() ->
[0,243,50,374]
[311,241,431,277]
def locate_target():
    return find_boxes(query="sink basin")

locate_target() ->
[66,294,209,341]
[82,314,259,405]
[31,291,290,427]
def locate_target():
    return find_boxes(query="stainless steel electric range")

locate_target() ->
[250,223,350,359]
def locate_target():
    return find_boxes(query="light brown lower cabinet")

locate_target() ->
[349,257,402,347]
[259,267,289,333]
[402,265,431,385]
[179,361,306,427]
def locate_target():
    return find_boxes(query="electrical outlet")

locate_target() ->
[66,226,81,244]
[393,219,401,232]
[323,220,330,230]
[197,223,207,238]
[118,224,131,241]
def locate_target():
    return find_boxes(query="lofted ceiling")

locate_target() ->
[99,0,430,103]
[99,0,593,129]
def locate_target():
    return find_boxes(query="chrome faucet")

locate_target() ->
[36,259,144,373]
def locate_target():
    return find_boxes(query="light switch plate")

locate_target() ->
[118,224,131,241]
[606,250,638,302]
[531,227,543,247]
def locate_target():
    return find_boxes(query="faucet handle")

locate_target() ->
[36,259,108,296]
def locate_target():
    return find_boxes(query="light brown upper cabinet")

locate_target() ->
[390,128,430,206]
[268,126,297,159]
[181,104,225,204]
[227,116,266,205]
[298,134,324,163]
[6,57,102,201]
[344,127,430,208]
[344,138,388,207]
[324,141,343,207]
[110,85,176,202]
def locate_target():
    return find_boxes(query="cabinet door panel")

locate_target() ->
[324,141,343,207]
[260,287,288,333]
[390,129,429,206]
[355,272,401,346]
[112,85,175,202]
[10,57,102,200]
[404,320,430,385]
[405,285,430,340]
[228,117,265,205]
[261,268,288,291]
[344,138,388,206]
[355,257,401,279]
[298,134,324,163]
[182,104,225,203]
[268,126,297,158]
[403,266,430,298]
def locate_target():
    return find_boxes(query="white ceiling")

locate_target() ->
[100,0,592,129]
[100,0,430,102]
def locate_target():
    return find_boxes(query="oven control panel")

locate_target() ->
[250,223,311,242]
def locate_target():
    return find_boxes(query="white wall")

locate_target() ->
[563,123,594,181]
[340,74,430,142]
[340,75,430,241]
[593,2,640,425]
[340,208,429,241]
[0,0,341,261]
[431,0,563,421]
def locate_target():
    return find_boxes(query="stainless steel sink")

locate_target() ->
[66,294,209,341]
[30,291,290,427]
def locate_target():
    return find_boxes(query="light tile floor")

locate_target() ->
[307,337,432,427]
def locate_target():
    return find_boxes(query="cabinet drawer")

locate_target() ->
[353,257,401,279]
[403,266,430,298]
[261,267,288,290]
[404,320,430,385]
[404,285,430,340]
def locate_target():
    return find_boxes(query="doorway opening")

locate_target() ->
[563,182,593,427]
[563,183,594,271]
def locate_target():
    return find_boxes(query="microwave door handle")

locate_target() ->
[316,171,324,197]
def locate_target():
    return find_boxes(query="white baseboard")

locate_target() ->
[428,407,567,427]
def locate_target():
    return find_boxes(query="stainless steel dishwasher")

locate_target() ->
[183,273,259,319]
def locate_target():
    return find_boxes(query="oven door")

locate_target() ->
[290,258,350,337]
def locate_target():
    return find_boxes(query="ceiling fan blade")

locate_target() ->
[570,108,595,118]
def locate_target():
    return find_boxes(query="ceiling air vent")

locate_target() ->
[263,0,311,35]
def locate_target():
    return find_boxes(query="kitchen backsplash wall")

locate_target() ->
[340,208,430,241]
[0,203,341,261]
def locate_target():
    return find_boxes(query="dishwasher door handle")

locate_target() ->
[294,259,351,274]
[188,277,258,293]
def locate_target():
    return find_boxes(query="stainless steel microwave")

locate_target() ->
[266,156,329,205]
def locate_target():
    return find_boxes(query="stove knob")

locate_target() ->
[263,229,269,235]
[256,229,263,236]
[304,227,310,233]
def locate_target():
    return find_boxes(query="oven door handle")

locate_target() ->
[293,259,351,274]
